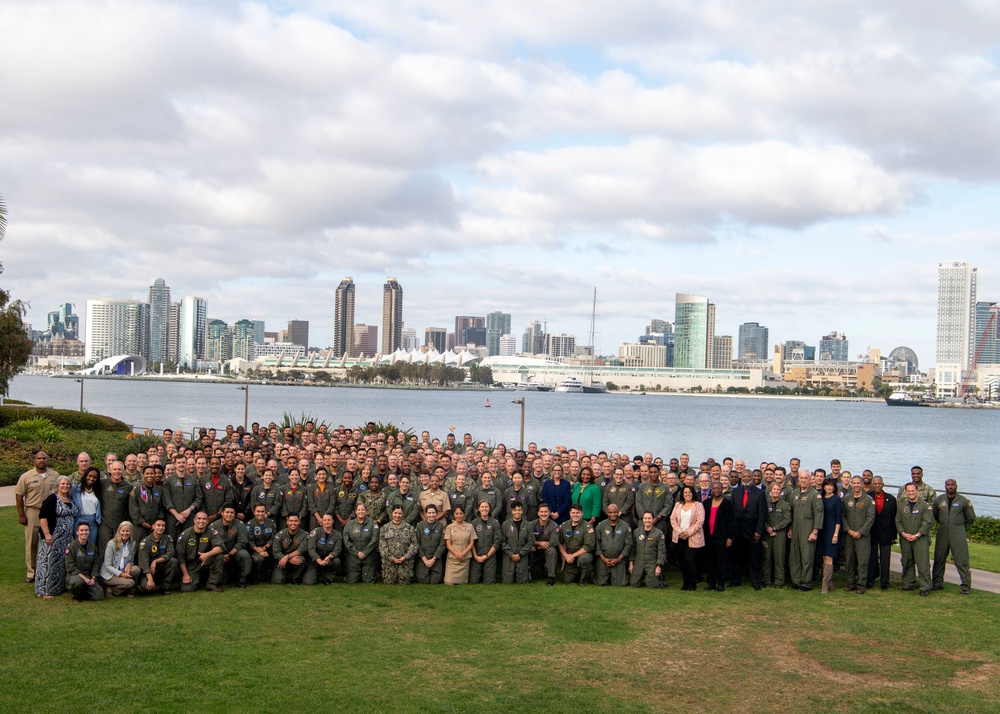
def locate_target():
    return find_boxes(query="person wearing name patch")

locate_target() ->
[559,503,596,586]
[343,503,380,583]
[380,505,418,585]
[469,500,502,584]
[931,479,976,594]
[305,513,343,585]
[272,513,308,585]
[137,517,178,594]
[500,502,535,584]
[415,505,447,584]
[129,466,164,544]
[896,483,933,596]
[840,476,875,594]
[212,506,251,588]
[246,504,277,584]
[65,522,104,601]
[177,512,225,593]
[595,504,633,587]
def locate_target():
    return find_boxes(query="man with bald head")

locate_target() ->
[70,452,92,485]
[788,469,823,591]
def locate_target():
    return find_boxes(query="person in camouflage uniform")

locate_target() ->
[898,466,936,504]
[379,505,418,584]
[359,475,388,526]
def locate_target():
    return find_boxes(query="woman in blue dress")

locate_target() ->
[817,477,842,594]
[35,476,79,598]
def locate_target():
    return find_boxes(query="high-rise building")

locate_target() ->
[382,277,403,354]
[712,335,733,369]
[287,320,309,350]
[147,278,171,364]
[425,327,447,353]
[353,324,379,358]
[674,293,713,369]
[167,302,180,364]
[936,261,978,395]
[85,299,150,364]
[233,319,256,360]
[646,319,672,335]
[455,316,485,346]
[58,303,79,340]
[545,333,576,360]
[401,326,418,351]
[206,319,231,361]
[818,331,849,362]
[498,334,517,356]
[738,322,769,360]
[252,320,265,345]
[975,302,999,365]
[523,321,546,355]
[486,311,511,356]
[333,277,355,358]
[619,342,667,368]
[178,296,207,368]
[462,327,487,347]
[784,340,815,362]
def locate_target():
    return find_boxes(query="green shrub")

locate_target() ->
[968,516,1000,546]
[120,430,164,456]
[0,417,63,443]
[0,406,129,432]
[0,428,131,486]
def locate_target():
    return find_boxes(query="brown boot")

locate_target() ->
[821,562,833,594]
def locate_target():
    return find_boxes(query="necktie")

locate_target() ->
[743,490,748,508]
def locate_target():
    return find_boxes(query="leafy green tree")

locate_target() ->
[0,195,34,397]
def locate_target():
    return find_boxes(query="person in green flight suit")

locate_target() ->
[304,513,343,585]
[788,469,824,591]
[595,504,633,586]
[559,504,596,585]
[343,502,380,583]
[469,500,502,584]
[136,517,178,594]
[500,502,535,584]
[629,511,665,588]
[271,512,308,585]
[176,511,224,593]
[896,482,934,596]
[415,505,447,584]
[65,522,104,601]
[245,504,277,584]
[840,475,875,593]
[931,479,977,594]
[762,483,791,588]
[211,505,251,588]
[530,503,560,586]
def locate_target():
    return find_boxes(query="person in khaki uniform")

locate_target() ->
[896,483,933,596]
[762,483,791,588]
[595,504,633,586]
[932,479,977,594]
[15,450,59,582]
[840,475,875,593]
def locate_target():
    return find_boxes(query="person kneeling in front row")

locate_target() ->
[65,522,104,601]
[177,511,224,593]
[304,514,343,585]
[559,504,595,586]
[137,517,178,595]
[272,513,308,584]
[100,521,141,597]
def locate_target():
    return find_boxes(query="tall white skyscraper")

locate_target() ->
[179,296,208,368]
[936,261,977,396]
[85,299,149,363]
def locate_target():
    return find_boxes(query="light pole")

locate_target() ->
[238,384,249,431]
[75,378,84,412]
[511,397,525,450]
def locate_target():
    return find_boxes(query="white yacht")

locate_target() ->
[555,377,584,393]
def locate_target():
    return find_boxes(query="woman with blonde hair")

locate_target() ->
[99,521,141,597]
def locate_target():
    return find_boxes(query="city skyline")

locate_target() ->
[4,3,1000,363]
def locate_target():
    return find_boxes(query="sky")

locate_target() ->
[3,0,1000,367]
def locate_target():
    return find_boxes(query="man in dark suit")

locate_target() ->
[704,482,735,592]
[731,473,767,589]
[866,475,897,590]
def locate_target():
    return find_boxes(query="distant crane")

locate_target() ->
[958,304,1000,398]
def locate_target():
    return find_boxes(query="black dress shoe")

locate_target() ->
[919,589,930,597]
[716,585,725,592]
[546,577,555,586]
[880,583,889,590]
[960,585,971,595]
[753,584,761,591]
[799,585,812,592]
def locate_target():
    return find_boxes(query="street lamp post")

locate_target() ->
[239,384,249,430]
[511,397,525,450]
[75,378,84,412]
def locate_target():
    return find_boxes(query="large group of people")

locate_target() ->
[13,420,978,600]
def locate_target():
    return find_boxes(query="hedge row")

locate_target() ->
[968,516,1000,546]
[0,406,129,432]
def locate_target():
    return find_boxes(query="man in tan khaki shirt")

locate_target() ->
[15,450,59,581]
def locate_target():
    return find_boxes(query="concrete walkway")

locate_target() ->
[2,485,999,593]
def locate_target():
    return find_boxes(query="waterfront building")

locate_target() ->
[486,311,512,356]
[545,333,576,360]
[333,277,355,358]
[178,296,207,368]
[85,298,149,364]
[206,319,230,361]
[401,326,419,351]
[619,342,667,368]
[382,277,403,354]
[253,341,305,359]
[498,334,517,356]
[147,278,171,364]
[353,324,379,358]
[425,327,447,353]
[287,320,309,351]
[975,302,999,365]
[936,261,977,396]
[233,319,256,361]
[674,293,715,369]
[738,322,769,360]
[819,331,849,362]
[712,335,733,370]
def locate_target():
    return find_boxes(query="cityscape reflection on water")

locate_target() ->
[9,375,1000,514]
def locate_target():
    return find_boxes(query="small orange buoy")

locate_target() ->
[484,399,491,408]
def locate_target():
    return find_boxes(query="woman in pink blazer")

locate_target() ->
[670,485,705,591]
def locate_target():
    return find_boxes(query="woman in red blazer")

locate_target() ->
[670,485,705,591]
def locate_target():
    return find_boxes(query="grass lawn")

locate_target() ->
[3,508,999,714]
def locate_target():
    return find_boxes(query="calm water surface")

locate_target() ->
[10,375,1000,513]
